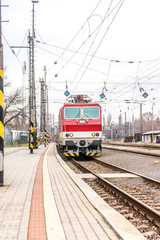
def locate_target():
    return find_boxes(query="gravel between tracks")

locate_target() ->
[100,148,160,181]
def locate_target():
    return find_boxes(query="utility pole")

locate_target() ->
[31,1,37,127]
[22,61,26,130]
[0,0,4,185]
[132,111,135,141]
[140,103,143,135]
[28,0,39,152]
[40,78,45,132]
[151,101,155,142]
[43,65,48,131]
[111,124,113,141]
[28,30,33,153]
[46,85,49,131]
[125,112,127,137]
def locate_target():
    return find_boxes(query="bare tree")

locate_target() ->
[4,86,28,129]
[107,113,112,126]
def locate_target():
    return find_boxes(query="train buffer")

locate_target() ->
[0,144,145,240]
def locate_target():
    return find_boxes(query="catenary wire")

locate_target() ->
[69,0,115,89]
[47,0,103,73]
[72,0,124,93]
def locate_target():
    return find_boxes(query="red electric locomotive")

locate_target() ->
[57,95,102,157]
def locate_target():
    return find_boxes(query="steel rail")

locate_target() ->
[72,159,160,228]
[102,145,160,157]
[103,142,160,149]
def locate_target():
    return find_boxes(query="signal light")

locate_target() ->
[65,133,69,137]
[96,133,99,136]
[70,133,73,137]
[92,133,95,137]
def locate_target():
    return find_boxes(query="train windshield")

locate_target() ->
[83,107,100,119]
[64,107,81,119]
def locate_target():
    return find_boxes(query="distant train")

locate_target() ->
[57,95,102,157]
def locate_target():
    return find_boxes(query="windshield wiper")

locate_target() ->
[84,113,91,119]
[73,113,80,119]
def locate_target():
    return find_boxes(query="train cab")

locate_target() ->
[58,95,102,157]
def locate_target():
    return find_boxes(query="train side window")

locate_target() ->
[83,107,100,119]
[64,107,81,119]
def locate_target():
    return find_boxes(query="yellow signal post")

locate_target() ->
[30,120,34,153]
[44,129,46,147]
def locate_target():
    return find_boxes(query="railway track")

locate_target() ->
[102,143,160,158]
[103,142,160,149]
[64,156,160,239]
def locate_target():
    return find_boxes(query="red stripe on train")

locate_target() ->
[63,125,102,132]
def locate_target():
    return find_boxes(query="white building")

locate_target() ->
[142,131,160,143]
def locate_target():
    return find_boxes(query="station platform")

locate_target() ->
[0,144,146,240]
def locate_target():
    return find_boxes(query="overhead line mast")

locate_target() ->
[29,0,39,153]
[0,0,4,184]
[0,1,8,184]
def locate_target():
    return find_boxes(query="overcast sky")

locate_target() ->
[2,0,160,123]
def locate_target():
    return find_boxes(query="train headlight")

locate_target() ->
[70,133,73,137]
[96,133,99,136]
[65,133,69,137]
[92,133,95,137]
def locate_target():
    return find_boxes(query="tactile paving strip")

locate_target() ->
[28,149,47,240]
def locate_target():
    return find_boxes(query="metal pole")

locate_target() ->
[31,1,39,149]
[0,0,4,185]
[140,103,143,134]
[32,2,37,127]
[28,30,34,153]
[125,112,127,137]
[152,102,155,143]
[46,85,49,131]
[111,124,113,140]
[44,66,47,130]
[128,113,130,136]
[132,111,135,141]
[39,78,42,132]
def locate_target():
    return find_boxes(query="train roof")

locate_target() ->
[62,102,101,106]
[59,95,101,112]
[59,102,101,112]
